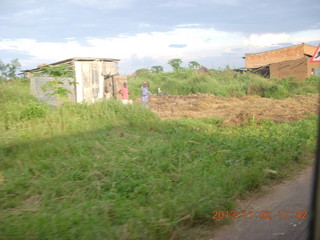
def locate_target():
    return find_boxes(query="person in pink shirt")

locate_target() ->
[119,82,132,104]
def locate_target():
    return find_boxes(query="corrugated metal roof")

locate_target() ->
[22,57,120,73]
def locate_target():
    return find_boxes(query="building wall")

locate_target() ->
[75,60,118,103]
[269,56,320,80]
[30,77,76,106]
[303,44,318,56]
[269,57,308,80]
[245,44,317,68]
[308,61,320,76]
[30,59,119,105]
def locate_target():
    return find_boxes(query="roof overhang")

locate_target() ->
[22,57,120,73]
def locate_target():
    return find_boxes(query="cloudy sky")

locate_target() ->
[0,0,319,74]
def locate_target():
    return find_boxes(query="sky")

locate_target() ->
[0,0,319,75]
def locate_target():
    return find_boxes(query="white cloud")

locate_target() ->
[138,23,151,28]
[203,0,240,6]
[1,27,319,73]
[224,48,234,53]
[158,0,239,8]
[290,29,320,44]
[14,7,45,17]
[68,0,134,9]
[175,23,202,28]
[244,30,320,49]
[158,2,194,8]
[244,33,291,48]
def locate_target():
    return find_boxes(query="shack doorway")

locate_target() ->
[104,76,114,99]
[104,75,127,100]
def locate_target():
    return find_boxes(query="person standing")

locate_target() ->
[104,86,112,99]
[141,81,153,107]
[119,82,132,104]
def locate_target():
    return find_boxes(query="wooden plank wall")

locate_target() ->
[80,61,119,103]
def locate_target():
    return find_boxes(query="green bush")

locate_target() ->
[19,102,49,120]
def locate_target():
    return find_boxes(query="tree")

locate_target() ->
[39,64,76,101]
[151,65,164,73]
[0,60,6,80]
[188,61,200,70]
[0,58,21,80]
[168,58,183,72]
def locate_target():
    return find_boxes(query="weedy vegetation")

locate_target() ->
[128,69,320,99]
[0,74,318,239]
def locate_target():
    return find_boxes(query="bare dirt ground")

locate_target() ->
[147,94,319,125]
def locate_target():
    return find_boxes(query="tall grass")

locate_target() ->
[0,81,318,239]
[128,70,320,99]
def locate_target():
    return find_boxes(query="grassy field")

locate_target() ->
[128,70,319,99]
[0,79,318,239]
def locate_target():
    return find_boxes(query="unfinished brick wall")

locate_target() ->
[269,57,308,80]
[304,44,318,56]
[245,44,317,68]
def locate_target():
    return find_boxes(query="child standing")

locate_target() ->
[119,82,132,104]
[141,81,153,107]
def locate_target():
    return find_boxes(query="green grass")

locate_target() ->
[0,80,318,239]
[128,70,320,99]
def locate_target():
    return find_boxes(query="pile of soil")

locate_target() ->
[145,94,319,125]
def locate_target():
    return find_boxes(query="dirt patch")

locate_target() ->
[146,94,319,125]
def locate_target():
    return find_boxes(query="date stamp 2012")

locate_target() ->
[212,210,308,220]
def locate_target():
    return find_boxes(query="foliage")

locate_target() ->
[151,65,164,73]
[168,58,183,72]
[128,70,320,99]
[0,80,317,239]
[39,64,74,78]
[188,61,201,70]
[39,64,76,101]
[0,58,21,80]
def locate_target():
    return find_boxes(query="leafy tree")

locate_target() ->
[39,64,76,101]
[188,61,201,70]
[168,58,183,72]
[0,60,6,80]
[224,65,231,71]
[151,65,164,73]
[0,58,21,80]
[40,64,74,78]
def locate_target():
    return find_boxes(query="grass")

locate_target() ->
[0,80,318,239]
[128,69,320,99]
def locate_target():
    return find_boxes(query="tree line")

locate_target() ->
[147,58,201,73]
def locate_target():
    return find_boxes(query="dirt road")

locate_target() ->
[210,166,314,240]
[148,94,318,125]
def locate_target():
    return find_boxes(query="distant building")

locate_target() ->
[243,43,320,80]
[23,57,127,105]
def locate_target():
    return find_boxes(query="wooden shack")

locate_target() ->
[24,57,127,105]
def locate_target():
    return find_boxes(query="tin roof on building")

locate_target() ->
[22,57,120,73]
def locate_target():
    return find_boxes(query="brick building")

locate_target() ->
[244,43,320,80]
